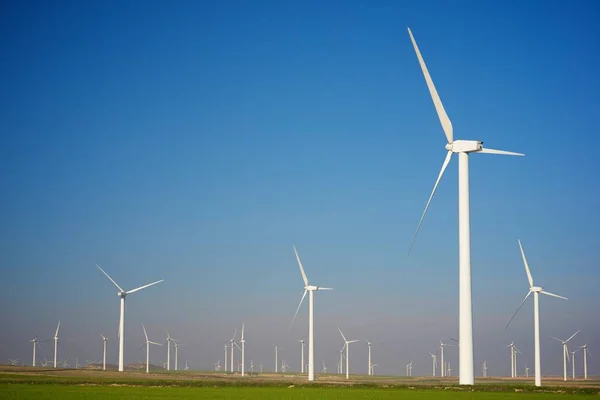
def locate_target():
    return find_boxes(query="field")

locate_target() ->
[1,366,599,399]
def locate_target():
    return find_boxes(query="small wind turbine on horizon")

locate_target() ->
[429,352,437,377]
[338,327,359,379]
[406,27,524,386]
[298,339,305,374]
[29,335,40,367]
[274,346,281,373]
[143,325,164,373]
[507,342,515,378]
[550,330,580,382]
[100,334,110,371]
[96,265,163,372]
[229,328,238,373]
[240,323,246,377]
[365,341,373,376]
[482,360,488,378]
[506,240,568,387]
[52,321,60,368]
[289,246,333,381]
[166,332,179,371]
[579,344,591,380]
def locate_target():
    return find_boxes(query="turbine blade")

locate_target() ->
[565,330,580,343]
[289,290,307,330]
[517,240,534,287]
[540,290,568,301]
[232,327,237,341]
[407,27,453,143]
[97,265,124,292]
[505,291,532,330]
[143,325,148,342]
[338,327,347,342]
[293,245,309,286]
[149,341,164,346]
[55,321,61,337]
[550,336,564,342]
[348,340,360,343]
[317,287,333,290]
[479,148,524,156]
[241,322,244,341]
[408,150,452,255]
[126,279,164,294]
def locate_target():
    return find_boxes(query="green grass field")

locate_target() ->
[0,384,594,400]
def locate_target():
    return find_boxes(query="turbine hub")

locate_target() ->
[446,140,483,153]
[530,286,542,292]
[306,285,318,291]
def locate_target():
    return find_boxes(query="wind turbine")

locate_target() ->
[570,349,579,379]
[166,332,179,371]
[289,246,333,381]
[579,344,591,379]
[223,344,228,372]
[321,360,327,373]
[338,327,359,379]
[507,342,515,377]
[482,360,487,378]
[506,239,568,387]
[371,364,378,375]
[439,341,454,377]
[513,346,522,377]
[298,339,305,374]
[274,346,280,373]
[550,330,580,382]
[142,325,164,374]
[29,336,39,367]
[53,321,60,368]
[406,28,523,386]
[100,334,109,371]
[96,265,163,372]
[184,361,189,371]
[429,352,437,376]
[174,342,183,371]
[365,341,372,376]
[229,328,237,373]
[240,323,245,377]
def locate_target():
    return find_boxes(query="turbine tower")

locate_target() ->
[338,327,359,379]
[100,334,109,371]
[507,342,515,377]
[429,352,437,376]
[579,344,591,379]
[506,239,568,387]
[289,246,333,381]
[406,28,523,385]
[550,330,580,382]
[96,265,163,372]
[366,341,372,376]
[570,349,580,379]
[298,339,305,374]
[166,333,178,371]
[240,323,245,377]
[143,325,164,373]
[229,328,237,373]
[52,321,60,368]
[29,336,39,367]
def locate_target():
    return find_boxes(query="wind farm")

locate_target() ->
[2,1,599,400]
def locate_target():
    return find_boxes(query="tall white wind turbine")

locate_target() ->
[229,328,237,373]
[570,348,580,379]
[366,341,372,376]
[338,327,359,379]
[223,344,228,372]
[579,344,591,380]
[298,339,305,374]
[166,332,178,371]
[482,360,487,377]
[289,246,333,381]
[429,352,437,376]
[100,334,109,371]
[143,325,164,373]
[30,336,39,367]
[406,28,524,385]
[505,239,568,387]
[53,321,60,368]
[550,330,580,382]
[240,323,245,377]
[96,265,163,372]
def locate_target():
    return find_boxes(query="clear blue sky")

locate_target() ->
[1,0,598,377]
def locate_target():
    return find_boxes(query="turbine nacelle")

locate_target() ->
[445,140,483,153]
[305,285,318,291]
[530,286,543,293]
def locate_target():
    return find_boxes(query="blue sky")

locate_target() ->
[1,0,599,377]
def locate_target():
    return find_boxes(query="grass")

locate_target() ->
[0,384,595,400]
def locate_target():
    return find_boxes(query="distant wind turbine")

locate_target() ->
[229,328,238,373]
[365,341,373,376]
[482,360,487,378]
[53,321,60,368]
[298,339,305,374]
[142,325,164,373]
[338,327,359,379]
[29,336,40,367]
[406,27,523,385]
[550,330,580,382]
[505,240,568,387]
[96,265,163,372]
[166,332,179,371]
[321,360,327,373]
[240,323,246,377]
[429,352,437,377]
[100,334,109,371]
[289,246,333,381]
[579,344,591,379]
